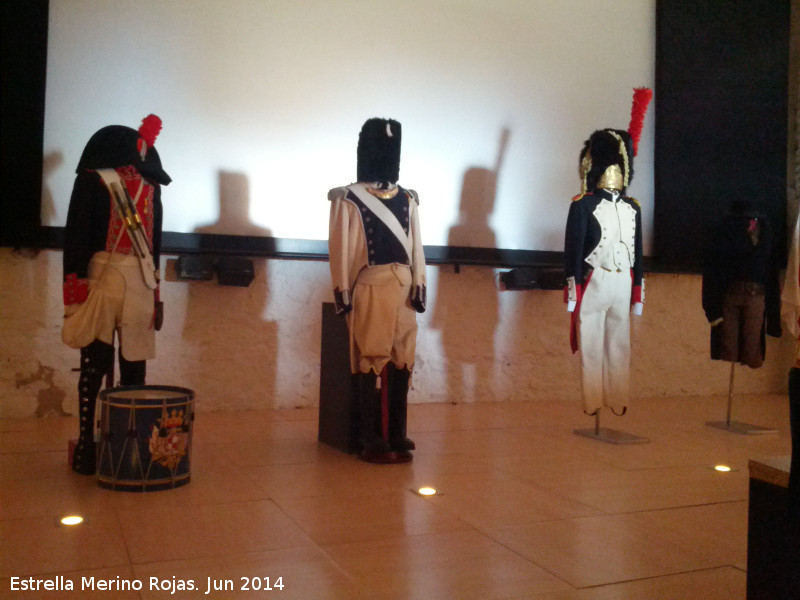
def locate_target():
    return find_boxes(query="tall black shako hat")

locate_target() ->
[579,88,652,193]
[76,114,171,186]
[357,117,401,185]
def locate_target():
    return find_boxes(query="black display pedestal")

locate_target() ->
[747,457,799,600]
[318,303,359,453]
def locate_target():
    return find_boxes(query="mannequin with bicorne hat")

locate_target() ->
[62,115,170,475]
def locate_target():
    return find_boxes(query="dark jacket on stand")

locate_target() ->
[701,206,782,361]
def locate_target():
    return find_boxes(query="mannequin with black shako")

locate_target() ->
[328,118,426,464]
[62,115,170,474]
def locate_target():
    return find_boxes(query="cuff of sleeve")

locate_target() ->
[63,273,89,305]
[411,284,427,312]
[632,302,643,316]
[565,277,581,304]
[334,287,352,314]
[632,281,644,305]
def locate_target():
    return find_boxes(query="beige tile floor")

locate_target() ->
[0,393,792,599]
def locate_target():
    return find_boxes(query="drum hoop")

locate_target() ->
[100,399,192,409]
[99,385,194,402]
[97,472,190,488]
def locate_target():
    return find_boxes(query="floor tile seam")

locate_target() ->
[0,563,139,581]
[410,488,509,532]
[0,496,285,523]
[0,511,129,525]
[485,475,609,516]
[510,476,749,509]
[314,525,506,570]
[306,542,375,588]
[112,505,137,571]
[411,425,532,434]
[279,493,483,549]
[125,545,341,570]
[599,498,748,518]
[0,447,67,455]
[0,448,67,456]
[730,564,747,574]
[113,496,287,514]
[124,544,316,572]
[121,523,319,564]
[572,564,746,591]
[465,523,575,590]
[466,498,742,532]
[262,493,355,553]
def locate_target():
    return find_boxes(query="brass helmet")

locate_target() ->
[579,129,633,192]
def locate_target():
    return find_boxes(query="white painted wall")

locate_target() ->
[2,249,792,419]
[42,0,656,252]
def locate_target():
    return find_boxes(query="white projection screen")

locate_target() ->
[43,0,655,255]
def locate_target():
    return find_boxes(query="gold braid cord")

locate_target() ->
[607,131,630,188]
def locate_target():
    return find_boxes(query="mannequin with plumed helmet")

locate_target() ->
[62,115,169,475]
[564,89,651,418]
[328,117,426,463]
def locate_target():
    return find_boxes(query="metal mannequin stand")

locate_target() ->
[706,362,776,435]
[573,409,649,444]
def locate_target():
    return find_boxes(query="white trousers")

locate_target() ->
[578,268,631,413]
[87,252,155,361]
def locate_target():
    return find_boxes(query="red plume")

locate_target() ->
[627,87,652,156]
[138,114,163,147]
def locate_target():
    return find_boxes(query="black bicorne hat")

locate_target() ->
[76,116,170,185]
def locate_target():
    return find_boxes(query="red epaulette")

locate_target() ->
[571,193,586,202]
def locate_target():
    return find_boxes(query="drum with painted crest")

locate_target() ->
[97,385,194,491]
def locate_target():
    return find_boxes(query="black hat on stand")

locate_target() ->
[76,114,170,185]
[357,117,402,186]
[578,88,652,194]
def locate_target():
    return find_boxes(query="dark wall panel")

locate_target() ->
[655,0,790,271]
[0,0,49,247]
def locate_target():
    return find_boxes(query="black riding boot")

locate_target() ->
[73,341,113,475]
[388,365,415,457]
[789,368,800,518]
[118,349,146,386]
[357,371,390,460]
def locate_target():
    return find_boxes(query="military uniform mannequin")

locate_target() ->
[62,115,170,474]
[328,118,426,463]
[702,200,781,368]
[564,128,644,416]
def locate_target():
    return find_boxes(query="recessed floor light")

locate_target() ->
[714,465,732,473]
[60,515,84,526]
[417,487,438,496]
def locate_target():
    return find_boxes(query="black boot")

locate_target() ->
[356,371,393,463]
[388,365,415,457]
[119,350,145,386]
[72,341,112,475]
[789,368,800,518]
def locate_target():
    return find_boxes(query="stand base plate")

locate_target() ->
[573,427,650,445]
[705,420,777,435]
